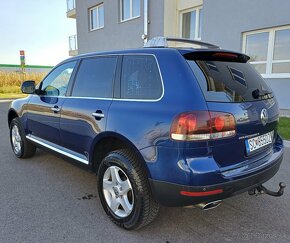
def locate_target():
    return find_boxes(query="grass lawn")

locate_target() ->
[278,117,290,140]
[0,93,27,99]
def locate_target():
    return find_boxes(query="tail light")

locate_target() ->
[170,111,236,141]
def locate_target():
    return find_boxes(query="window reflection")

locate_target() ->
[274,29,290,60]
[246,32,269,62]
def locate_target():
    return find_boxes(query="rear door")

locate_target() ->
[59,56,118,159]
[185,52,279,168]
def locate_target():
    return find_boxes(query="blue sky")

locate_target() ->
[0,0,76,66]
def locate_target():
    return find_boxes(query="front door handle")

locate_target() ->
[92,111,105,119]
[51,106,61,113]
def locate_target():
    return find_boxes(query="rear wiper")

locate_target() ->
[252,89,272,99]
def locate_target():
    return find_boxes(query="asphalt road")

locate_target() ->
[1,101,290,243]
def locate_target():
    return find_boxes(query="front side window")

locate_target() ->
[40,61,76,97]
[181,6,202,40]
[243,26,290,77]
[121,55,162,100]
[72,57,117,98]
[89,4,104,31]
[121,0,140,21]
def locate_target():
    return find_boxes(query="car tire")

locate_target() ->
[97,149,159,230]
[10,118,36,158]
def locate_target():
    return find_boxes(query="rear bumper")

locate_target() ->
[149,148,283,206]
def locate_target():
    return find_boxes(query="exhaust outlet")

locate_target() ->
[195,200,222,210]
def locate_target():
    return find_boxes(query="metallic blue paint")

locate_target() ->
[59,98,112,157]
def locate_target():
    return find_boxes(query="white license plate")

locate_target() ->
[245,131,274,154]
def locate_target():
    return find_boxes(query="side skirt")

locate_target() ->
[26,134,89,165]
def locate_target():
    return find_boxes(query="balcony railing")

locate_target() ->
[66,0,76,18]
[67,0,75,12]
[69,35,78,56]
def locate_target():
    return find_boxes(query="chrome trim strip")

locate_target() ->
[33,95,113,101]
[26,135,89,165]
[33,54,165,103]
[114,54,165,102]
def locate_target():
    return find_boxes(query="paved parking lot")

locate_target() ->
[1,101,290,243]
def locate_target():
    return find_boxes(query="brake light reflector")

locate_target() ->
[212,52,239,59]
[180,189,223,197]
[170,111,236,141]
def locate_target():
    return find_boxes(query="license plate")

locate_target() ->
[245,131,274,154]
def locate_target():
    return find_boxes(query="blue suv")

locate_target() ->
[8,37,284,230]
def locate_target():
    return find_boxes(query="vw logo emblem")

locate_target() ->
[260,108,268,126]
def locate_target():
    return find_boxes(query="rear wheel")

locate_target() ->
[97,149,159,230]
[10,118,36,158]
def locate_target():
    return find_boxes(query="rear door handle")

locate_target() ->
[92,111,105,119]
[51,106,61,113]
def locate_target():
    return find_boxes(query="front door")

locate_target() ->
[26,61,77,145]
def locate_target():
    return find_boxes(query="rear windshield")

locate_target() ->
[187,60,273,102]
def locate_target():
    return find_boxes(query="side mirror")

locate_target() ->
[21,80,35,94]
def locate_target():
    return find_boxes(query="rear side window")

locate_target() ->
[72,57,117,98]
[121,55,162,100]
[187,60,272,102]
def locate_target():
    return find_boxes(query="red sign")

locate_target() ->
[20,50,25,56]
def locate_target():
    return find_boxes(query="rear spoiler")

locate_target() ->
[180,50,250,63]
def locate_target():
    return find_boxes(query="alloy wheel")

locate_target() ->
[11,125,22,154]
[102,166,134,218]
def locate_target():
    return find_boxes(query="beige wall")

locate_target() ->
[164,0,203,37]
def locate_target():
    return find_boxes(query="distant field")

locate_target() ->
[0,71,46,95]
[0,93,27,99]
[0,64,53,73]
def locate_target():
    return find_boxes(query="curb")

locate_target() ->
[0,99,13,103]
[284,140,290,148]
[0,99,15,103]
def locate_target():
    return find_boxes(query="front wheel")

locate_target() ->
[10,118,36,158]
[97,149,159,230]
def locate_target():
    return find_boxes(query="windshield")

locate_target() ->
[187,60,273,102]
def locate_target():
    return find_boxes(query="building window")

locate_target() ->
[181,6,202,40]
[121,0,140,22]
[243,26,290,78]
[89,4,104,31]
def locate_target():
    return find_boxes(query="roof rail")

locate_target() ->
[144,37,220,49]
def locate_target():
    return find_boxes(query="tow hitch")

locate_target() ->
[248,182,286,197]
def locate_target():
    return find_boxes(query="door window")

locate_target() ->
[121,55,163,100]
[40,61,76,96]
[72,57,117,98]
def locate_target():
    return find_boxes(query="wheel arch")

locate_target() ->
[8,109,19,128]
[89,132,150,177]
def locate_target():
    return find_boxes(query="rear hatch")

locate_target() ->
[182,50,279,169]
